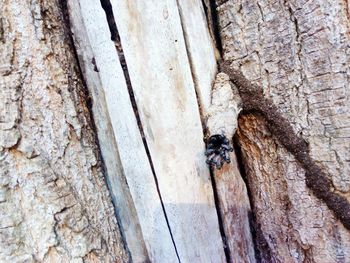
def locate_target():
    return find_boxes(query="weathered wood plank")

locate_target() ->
[176,1,255,261]
[214,154,256,263]
[176,0,218,114]
[111,0,226,261]
[67,1,178,262]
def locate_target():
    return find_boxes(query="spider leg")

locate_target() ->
[219,149,226,158]
[207,142,215,149]
[214,155,222,169]
[223,137,230,144]
[222,144,233,152]
[229,143,234,152]
[223,150,231,163]
[206,153,216,164]
[205,148,215,156]
[218,148,230,164]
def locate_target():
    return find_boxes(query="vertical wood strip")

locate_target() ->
[111,0,226,261]
[67,1,178,262]
[176,1,256,262]
[176,0,218,114]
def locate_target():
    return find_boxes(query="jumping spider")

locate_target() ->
[205,134,233,169]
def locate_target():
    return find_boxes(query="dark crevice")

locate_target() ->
[201,0,218,56]
[209,0,223,57]
[209,168,232,263]
[201,0,210,25]
[0,18,5,43]
[100,0,118,41]
[59,1,132,261]
[99,1,181,262]
[233,135,273,263]
[200,0,223,57]
[174,0,206,133]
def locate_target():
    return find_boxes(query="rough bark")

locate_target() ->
[2,0,349,261]
[216,0,350,262]
[0,0,128,262]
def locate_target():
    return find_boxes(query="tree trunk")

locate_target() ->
[216,0,350,262]
[0,0,128,262]
[1,0,349,262]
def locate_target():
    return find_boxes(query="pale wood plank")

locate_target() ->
[67,1,178,262]
[176,1,256,262]
[176,0,218,114]
[111,0,226,261]
[215,155,257,263]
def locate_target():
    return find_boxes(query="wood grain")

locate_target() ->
[111,0,226,261]
[68,1,179,262]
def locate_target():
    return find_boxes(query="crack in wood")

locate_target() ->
[208,167,233,263]
[176,2,232,261]
[99,1,181,261]
[208,0,223,56]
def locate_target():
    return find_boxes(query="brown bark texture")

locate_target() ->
[1,0,350,262]
[0,0,128,262]
[216,0,350,262]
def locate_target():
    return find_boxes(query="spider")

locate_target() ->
[205,134,233,169]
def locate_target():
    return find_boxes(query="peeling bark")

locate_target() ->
[0,0,128,262]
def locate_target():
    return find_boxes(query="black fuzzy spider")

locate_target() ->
[205,134,233,169]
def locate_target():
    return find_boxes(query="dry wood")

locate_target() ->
[67,1,178,262]
[176,1,256,261]
[110,0,226,261]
